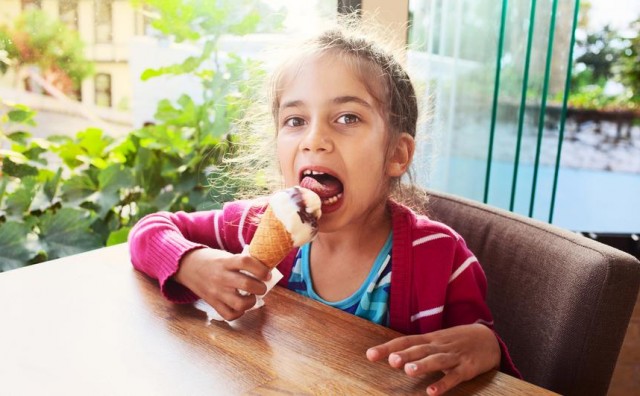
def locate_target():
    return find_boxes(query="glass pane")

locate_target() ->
[95,0,112,43]
[95,91,111,107]
[59,0,78,30]
[409,0,640,234]
[95,73,110,91]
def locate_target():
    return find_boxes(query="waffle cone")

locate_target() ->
[249,205,294,268]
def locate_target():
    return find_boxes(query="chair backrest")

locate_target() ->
[424,190,640,396]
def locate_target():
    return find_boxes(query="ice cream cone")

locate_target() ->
[249,205,294,268]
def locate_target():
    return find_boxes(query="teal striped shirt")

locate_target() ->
[287,233,392,326]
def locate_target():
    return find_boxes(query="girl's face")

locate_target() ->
[276,54,396,232]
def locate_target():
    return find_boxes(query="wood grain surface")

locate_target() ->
[0,244,556,395]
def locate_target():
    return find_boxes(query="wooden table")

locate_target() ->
[0,244,555,395]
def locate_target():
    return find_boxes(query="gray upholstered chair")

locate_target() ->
[425,190,640,396]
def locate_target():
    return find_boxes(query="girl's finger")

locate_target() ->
[221,291,258,313]
[228,254,272,281]
[404,353,457,377]
[367,334,430,360]
[426,368,465,396]
[388,344,440,368]
[222,271,268,296]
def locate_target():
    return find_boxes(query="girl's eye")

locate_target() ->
[284,117,305,127]
[337,114,360,125]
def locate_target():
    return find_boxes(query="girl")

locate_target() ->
[129,25,519,395]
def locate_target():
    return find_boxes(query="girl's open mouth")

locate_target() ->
[299,169,344,213]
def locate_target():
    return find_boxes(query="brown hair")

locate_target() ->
[269,28,419,140]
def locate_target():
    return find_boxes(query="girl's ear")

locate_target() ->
[386,133,415,177]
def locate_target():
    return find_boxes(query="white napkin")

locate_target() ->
[203,266,283,322]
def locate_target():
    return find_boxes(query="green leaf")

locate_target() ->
[152,188,177,211]
[134,147,164,196]
[29,168,63,213]
[141,56,202,80]
[7,106,36,126]
[0,221,36,271]
[50,129,110,169]
[135,125,192,156]
[153,96,198,126]
[2,156,39,178]
[228,11,261,35]
[29,185,57,214]
[7,131,32,145]
[100,164,133,193]
[5,176,38,216]
[53,139,84,169]
[109,138,136,164]
[23,145,48,164]
[86,191,120,218]
[37,208,102,260]
[93,165,133,217]
[77,128,111,158]
[0,177,7,204]
[153,99,180,121]
[60,174,99,205]
[44,168,63,201]
[106,227,131,246]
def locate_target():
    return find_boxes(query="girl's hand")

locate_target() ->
[366,324,501,396]
[173,248,272,321]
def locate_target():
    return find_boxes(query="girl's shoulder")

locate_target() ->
[389,200,464,245]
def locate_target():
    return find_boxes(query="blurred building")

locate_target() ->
[0,0,146,111]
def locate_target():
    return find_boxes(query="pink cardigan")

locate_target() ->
[129,199,520,377]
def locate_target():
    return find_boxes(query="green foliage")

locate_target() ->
[0,9,94,93]
[573,26,622,82]
[134,0,284,44]
[568,22,639,109]
[619,19,640,104]
[0,0,282,270]
[562,84,635,111]
[0,221,34,271]
[135,0,282,84]
[0,98,251,269]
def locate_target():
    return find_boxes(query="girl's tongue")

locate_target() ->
[299,174,343,199]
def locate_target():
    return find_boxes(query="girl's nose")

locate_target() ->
[300,122,334,153]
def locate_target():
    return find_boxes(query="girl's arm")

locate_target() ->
[367,236,520,395]
[128,208,271,319]
[439,239,520,379]
[128,210,222,303]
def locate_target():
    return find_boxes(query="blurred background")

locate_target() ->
[0,1,638,394]
[406,0,640,258]
[1,1,638,259]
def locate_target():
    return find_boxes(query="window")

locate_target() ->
[95,0,113,43]
[59,0,79,30]
[95,73,112,107]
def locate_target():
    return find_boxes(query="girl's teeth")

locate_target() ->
[322,193,342,205]
[302,169,325,176]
